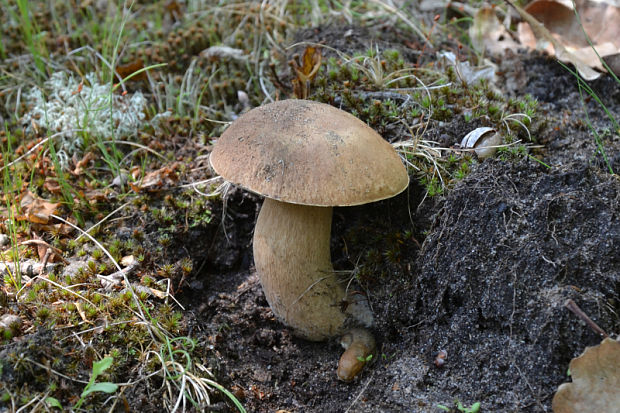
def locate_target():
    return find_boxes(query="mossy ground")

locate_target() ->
[0,2,619,412]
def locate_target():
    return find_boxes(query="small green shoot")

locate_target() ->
[15,0,47,77]
[1,130,22,289]
[45,396,63,410]
[437,400,481,413]
[73,356,119,410]
[356,354,374,363]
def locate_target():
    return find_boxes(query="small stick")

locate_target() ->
[564,299,609,339]
[268,62,288,92]
[39,248,51,277]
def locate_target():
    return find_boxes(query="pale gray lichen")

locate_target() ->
[22,72,147,164]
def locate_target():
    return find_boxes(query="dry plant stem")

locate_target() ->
[564,299,609,338]
[39,248,51,277]
[253,198,347,341]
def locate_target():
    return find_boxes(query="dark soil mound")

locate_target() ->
[369,160,619,412]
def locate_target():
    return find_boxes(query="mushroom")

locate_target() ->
[210,99,408,379]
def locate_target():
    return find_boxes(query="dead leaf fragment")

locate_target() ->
[513,0,620,79]
[120,255,135,267]
[116,59,147,81]
[552,337,620,412]
[437,51,496,85]
[470,7,520,56]
[603,53,620,76]
[19,190,60,225]
[129,162,180,192]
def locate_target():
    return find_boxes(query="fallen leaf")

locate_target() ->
[602,52,620,76]
[437,51,496,85]
[21,239,68,264]
[116,59,147,81]
[19,190,60,225]
[552,337,620,412]
[43,178,62,194]
[148,287,166,299]
[470,6,520,56]
[36,222,75,236]
[120,255,135,267]
[514,0,620,78]
[129,163,180,192]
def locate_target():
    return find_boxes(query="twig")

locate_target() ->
[564,299,609,338]
[0,260,57,277]
[344,371,375,413]
[39,248,51,277]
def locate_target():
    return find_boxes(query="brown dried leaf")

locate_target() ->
[148,287,166,299]
[20,239,68,263]
[514,0,620,78]
[115,59,147,81]
[43,178,62,194]
[19,190,60,225]
[36,222,74,236]
[603,52,620,76]
[552,338,620,412]
[130,163,180,192]
[470,6,520,56]
[84,188,110,205]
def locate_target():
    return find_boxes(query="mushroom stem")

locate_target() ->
[254,198,373,341]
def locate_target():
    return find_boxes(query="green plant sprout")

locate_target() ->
[68,356,119,410]
[437,400,481,413]
[356,354,373,363]
[2,129,22,289]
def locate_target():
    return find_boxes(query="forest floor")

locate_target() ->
[0,2,618,412]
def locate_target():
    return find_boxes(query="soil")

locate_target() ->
[177,28,620,413]
[1,15,619,413]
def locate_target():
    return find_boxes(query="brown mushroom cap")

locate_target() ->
[210,99,409,206]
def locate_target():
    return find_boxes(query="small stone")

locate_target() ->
[0,314,22,332]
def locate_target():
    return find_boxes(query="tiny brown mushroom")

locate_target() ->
[210,99,408,378]
[337,328,377,382]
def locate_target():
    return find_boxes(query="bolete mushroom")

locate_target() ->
[209,99,408,379]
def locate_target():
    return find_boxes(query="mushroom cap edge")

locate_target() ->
[209,99,409,207]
